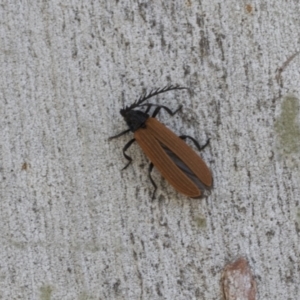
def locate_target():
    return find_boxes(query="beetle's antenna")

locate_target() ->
[125,85,188,111]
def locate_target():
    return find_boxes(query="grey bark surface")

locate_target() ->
[1,1,300,299]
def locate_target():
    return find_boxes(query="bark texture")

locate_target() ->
[1,1,300,299]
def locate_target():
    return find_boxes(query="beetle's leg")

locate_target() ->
[152,104,182,118]
[144,104,152,114]
[140,104,182,117]
[108,129,131,140]
[122,138,136,170]
[148,162,157,199]
[179,135,210,151]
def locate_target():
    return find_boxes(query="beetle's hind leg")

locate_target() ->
[179,135,210,151]
[122,138,136,170]
[148,162,157,199]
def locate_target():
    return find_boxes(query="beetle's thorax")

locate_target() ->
[121,109,149,132]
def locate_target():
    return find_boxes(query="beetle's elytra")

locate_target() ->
[109,85,212,198]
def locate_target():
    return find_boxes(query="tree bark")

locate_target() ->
[1,1,300,299]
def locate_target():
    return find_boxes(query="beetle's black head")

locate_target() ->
[119,85,188,132]
[120,108,149,132]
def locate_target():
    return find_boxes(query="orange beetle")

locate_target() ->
[109,85,212,198]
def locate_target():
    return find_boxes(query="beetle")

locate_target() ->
[109,85,212,198]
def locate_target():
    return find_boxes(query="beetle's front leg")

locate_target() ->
[122,138,136,170]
